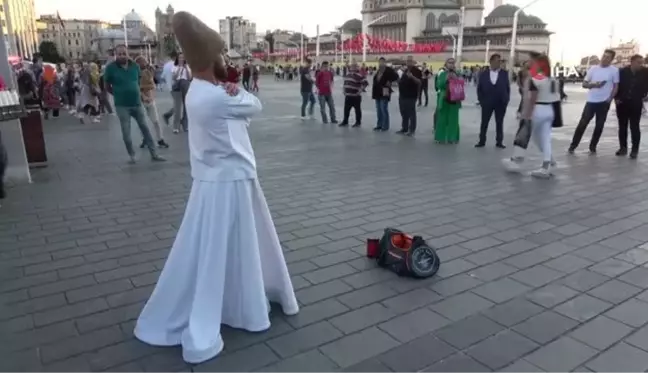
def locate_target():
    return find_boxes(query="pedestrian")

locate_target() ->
[40,64,61,119]
[251,64,259,92]
[133,11,298,364]
[396,56,422,136]
[614,54,648,159]
[103,45,165,164]
[434,58,462,143]
[163,52,191,133]
[568,49,619,154]
[372,57,398,131]
[339,62,368,127]
[476,54,510,148]
[77,62,101,124]
[418,62,430,107]
[502,52,561,178]
[315,61,337,124]
[299,58,316,120]
[136,55,169,149]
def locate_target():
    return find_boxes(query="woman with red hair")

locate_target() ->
[40,64,61,119]
[503,52,562,178]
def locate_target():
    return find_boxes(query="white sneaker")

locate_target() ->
[531,167,552,179]
[92,117,101,123]
[300,116,307,120]
[69,109,76,115]
[502,157,523,173]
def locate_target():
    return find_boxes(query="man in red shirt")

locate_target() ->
[315,61,337,124]
[224,55,239,84]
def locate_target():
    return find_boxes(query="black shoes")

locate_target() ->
[158,140,170,148]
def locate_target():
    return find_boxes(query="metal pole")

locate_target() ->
[509,10,520,76]
[316,24,320,62]
[123,16,128,47]
[340,33,344,63]
[225,18,231,51]
[300,25,304,64]
[452,37,456,59]
[484,40,490,65]
[456,6,465,68]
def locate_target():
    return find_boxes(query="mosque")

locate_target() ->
[358,0,551,64]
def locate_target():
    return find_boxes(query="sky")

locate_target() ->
[35,0,641,64]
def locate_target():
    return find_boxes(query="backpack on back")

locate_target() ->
[446,75,465,103]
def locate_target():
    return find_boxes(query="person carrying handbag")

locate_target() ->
[163,53,192,133]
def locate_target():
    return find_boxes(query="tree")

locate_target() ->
[162,33,177,57]
[264,31,275,53]
[38,41,64,63]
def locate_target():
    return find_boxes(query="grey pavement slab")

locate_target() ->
[2,77,648,371]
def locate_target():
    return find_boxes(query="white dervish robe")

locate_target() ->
[134,78,299,364]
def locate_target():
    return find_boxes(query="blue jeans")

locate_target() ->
[375,98,390,130]
[301,92,315,117]
[318,94,336,123]
[115,106,157,157]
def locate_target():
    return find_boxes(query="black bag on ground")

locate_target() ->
[377,228,440,278]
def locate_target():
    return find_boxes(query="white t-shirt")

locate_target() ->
[173,65,191,80]
[584,65,619,103]
[162,60,174,90]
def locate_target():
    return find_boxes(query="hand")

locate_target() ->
[222,82,239,96]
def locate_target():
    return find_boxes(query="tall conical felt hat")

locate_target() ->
[172,11,224,72]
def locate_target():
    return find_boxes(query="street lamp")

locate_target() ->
[509,0,542,73]
[444,30,456,59]
[456,6,465,68]
[362,15,386,63]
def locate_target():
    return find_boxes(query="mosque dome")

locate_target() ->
[485,4,546,26]
[124,9,143,22]
[340,19,362,32]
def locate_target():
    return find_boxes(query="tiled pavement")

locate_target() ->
[2,76,648,372]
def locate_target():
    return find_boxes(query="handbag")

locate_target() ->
[377,228,440,278]
[513,119,532,149]
[172,67,185,91]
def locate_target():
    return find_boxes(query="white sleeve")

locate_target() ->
[613,67,620,83]
[226,90,262,119]
[584,67,593,82]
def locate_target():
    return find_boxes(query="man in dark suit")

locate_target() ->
[476,54,510,148]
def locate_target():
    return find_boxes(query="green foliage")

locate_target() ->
[163,34,177,57]
[38,41,64,63]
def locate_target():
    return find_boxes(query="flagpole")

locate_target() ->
[315,24,320,64]
[123,15,128,47]
[300,25,304,65]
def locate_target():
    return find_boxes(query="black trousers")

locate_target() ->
[616,100,643,152]
[569,101,611,151]
[479,102,507,145]
[418,80,429,106]
[399,97,417,133]
[343,96,362,124]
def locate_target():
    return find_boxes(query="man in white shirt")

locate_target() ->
[568,49,619,154]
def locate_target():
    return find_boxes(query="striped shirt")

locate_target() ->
[343,69,368,96]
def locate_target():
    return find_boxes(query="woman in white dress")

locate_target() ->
[134,11,299,364]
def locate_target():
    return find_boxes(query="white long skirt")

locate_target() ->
[134,178,299,364]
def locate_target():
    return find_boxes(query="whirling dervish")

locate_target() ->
[133,11,299,364]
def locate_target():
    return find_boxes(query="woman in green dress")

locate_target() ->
[434,58,461,144]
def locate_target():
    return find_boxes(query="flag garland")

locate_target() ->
[251,33,447,59]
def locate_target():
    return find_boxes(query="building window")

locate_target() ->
[75,39,79,45]
[68,40,71,45]
[69,51,72,57]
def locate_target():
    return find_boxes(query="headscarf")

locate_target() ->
[43,65,57,84]
[89,63,100,86]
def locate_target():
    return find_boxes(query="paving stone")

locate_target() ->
[379,308,450,342]
[430,292,494,322]
[625,324,648,351]
[561,270,610,292]
[336,284,397,309]
[500,359,543,372]
[377,333,456,371]
[320,327,401,368]
[465,330,539,370]
[283,298,349,328]
[329,303,396,334]
[266,321,342,358]
[585,342,648,372]
[471,277,531,304]
[429,273,484,296]
[434,314,504,349]
[589,258,636,278]
[569,315,634,350]
[257,349,339,372]
[543,254,593,273]
[605,298,648,327]
[381,288,441,314]
[524,336,598,372]
[467,262,518,282]
[554,293,612,322]
[294,279,353,305]
[587,279,643,304]
[481,298,544,327]
[573,244,618,262]
[618,267,648,288]
[194,343,279,372]
[343,358,391,372]
[512,311,580,344]
[510,265,565,288]
[615,247,648,265]
[503,249,552,270]
[40,326,125,363]
[422,352,492,372]
[526,283,580,308]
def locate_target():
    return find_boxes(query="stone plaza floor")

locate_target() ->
[2,76,648,371]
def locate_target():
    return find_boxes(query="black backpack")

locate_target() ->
[377,228,440,278]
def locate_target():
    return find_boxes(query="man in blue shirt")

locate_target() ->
[103,45,165,163]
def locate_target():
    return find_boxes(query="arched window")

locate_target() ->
[438,13,447,27]
[425,13,436,29]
